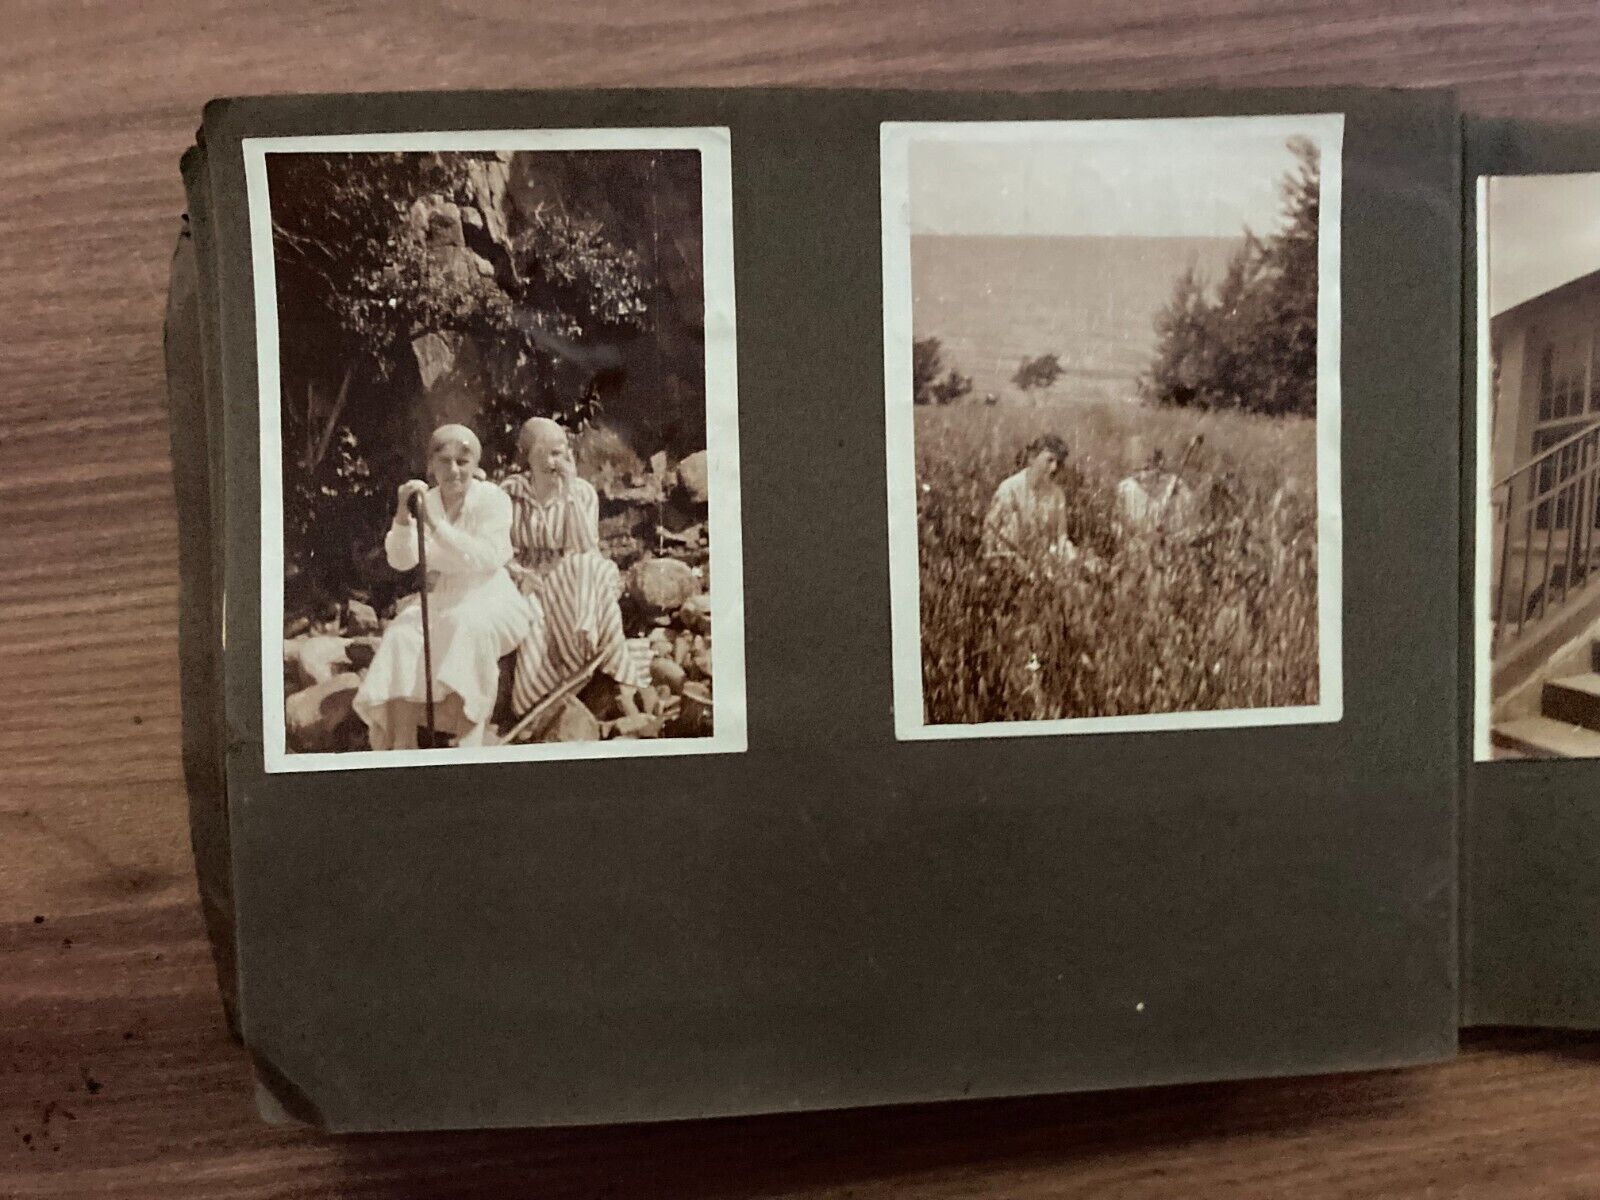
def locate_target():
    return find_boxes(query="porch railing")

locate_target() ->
[1490,416,1600,654]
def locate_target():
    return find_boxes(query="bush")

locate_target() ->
[1012,353,1065,394]
[913,337,975,405]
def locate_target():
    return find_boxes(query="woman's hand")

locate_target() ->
[396,479,429,525]
[555,443,577,481]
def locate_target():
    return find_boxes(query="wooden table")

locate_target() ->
[4,3,1600,1195]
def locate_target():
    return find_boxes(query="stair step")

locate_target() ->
[1543,672,1600,731]
[1492,715,1600,759]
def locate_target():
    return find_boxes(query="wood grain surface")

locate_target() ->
[4,2,1600,1195]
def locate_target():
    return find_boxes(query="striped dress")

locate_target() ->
[501,472,648,713]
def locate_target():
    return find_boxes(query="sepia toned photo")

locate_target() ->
[246,130,745,772]
[882,116,1344,739]
[1477,172,1600,760]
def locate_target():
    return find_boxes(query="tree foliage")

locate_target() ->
[270,151,657,611]
[913,337,975,406]
[1012,353,1065,393]
[1142,137,1320,417]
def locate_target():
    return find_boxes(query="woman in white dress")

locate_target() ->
[353,424,533,750]
[501,417,648,716]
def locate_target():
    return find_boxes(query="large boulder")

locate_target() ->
[673,450,710,505]
[285,672,363,753]
[627,557,698,618]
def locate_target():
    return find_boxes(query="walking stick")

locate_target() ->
[409,492,437,746]
[1156,434,1205,523]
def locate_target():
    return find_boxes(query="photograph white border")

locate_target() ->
[1473,175,1493,761]
[880,115,1345,741]
[245,128,747,773]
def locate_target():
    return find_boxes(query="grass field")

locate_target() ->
[914,399,1321,724]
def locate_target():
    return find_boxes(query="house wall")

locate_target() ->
[1490,276,1600,487]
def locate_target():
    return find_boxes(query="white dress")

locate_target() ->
[1116,469,1196,535]
[982,470,1079,566]
[353,479,533,745]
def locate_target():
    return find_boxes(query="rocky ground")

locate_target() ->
[283,451,715,754]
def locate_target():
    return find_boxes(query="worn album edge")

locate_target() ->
[173,141,242,1043]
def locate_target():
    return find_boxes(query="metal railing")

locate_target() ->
[1491,416,1600,653]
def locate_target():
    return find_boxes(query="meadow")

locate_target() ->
[914,399,1321,724]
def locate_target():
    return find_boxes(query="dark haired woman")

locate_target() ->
[982,433,1084,570]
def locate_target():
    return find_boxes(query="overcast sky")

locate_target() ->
[1487,173,1600,315]
[907,121,1319,239]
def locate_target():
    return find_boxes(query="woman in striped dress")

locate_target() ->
[501,417,648,716]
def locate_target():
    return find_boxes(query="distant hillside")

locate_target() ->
[911,234,1244,402]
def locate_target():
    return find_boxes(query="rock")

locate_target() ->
[674,450,710,505]
[285,673,363,753]
[286,636,352,689]
[410,196,465,249]
[603,712,662,740]
[627,557,698,618]
[345,599,380,636]
[411,331,461,391]
[599,474,664,507]
[344,636,381,673]
[675,681,713,737]
[677,591,711,634]
[657,523,706,550]
[538,696,601,743]
[651,656,687,695]
[688,642,712,682]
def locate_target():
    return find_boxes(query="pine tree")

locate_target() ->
[1142,139,1321,418]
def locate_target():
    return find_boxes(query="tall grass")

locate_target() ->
[916,399,1320,723]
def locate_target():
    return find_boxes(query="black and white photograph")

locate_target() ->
[246,130,745,771]
[1476,172,1600,760]
[881,116,1344,739]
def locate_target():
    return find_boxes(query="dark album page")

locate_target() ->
[188,87,1461,1130]
[1465,118,1600,1029]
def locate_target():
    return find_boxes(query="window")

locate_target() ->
[1537,338,1592,424]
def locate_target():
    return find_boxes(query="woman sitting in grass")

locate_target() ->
[982,434,1098,576]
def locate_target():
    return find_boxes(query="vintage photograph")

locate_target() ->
[1477,172,1600,760]
[882,116,1344,738]
[246,130,745,771]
